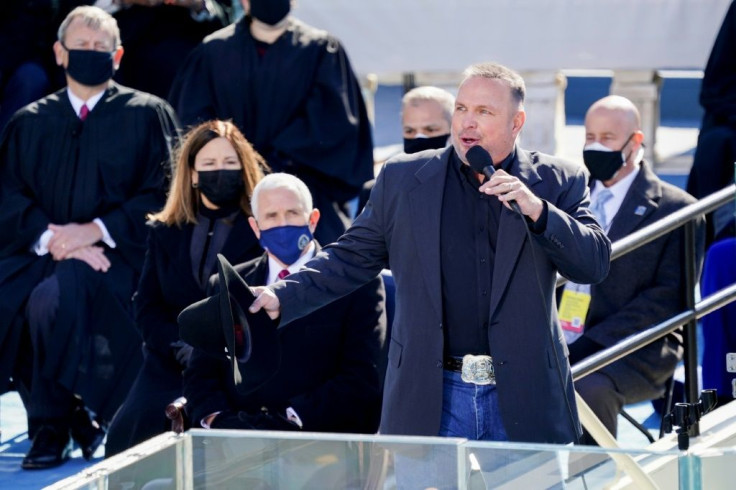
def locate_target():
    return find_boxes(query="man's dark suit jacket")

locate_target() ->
[184,252,386,434]
[577,161,704,402]
[273,146,611,444]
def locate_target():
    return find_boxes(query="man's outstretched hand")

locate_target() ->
[249,286,281,320]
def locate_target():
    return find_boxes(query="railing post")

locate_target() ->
[683,220,700,436]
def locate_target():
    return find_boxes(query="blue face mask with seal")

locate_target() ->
[258,225,313,266]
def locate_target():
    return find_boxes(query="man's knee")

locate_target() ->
[26,275,60,333]
[576,373,621,411]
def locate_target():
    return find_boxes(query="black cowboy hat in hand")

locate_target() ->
[178,254,280,394]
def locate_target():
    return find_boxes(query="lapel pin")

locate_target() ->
[634,205,647,216]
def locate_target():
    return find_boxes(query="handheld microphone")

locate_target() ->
[466,146,522,215]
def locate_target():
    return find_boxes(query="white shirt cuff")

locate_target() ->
[93,218,117,249]
[33,229,53,255]
[201,411,221,429]
[286,407,303,429]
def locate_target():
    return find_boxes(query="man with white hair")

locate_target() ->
[184,173,386,436]
[0,5,178,468]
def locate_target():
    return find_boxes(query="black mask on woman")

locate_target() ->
[197,169,244,208]
[582,133,634,182]
[62,44,115,86]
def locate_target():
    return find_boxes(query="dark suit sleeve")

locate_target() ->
[533,165,611,285]
[586,213,705,347]
[133,227,180,358]
[286,277,386,433]
[273,163,392,325]
[184,346,232,426]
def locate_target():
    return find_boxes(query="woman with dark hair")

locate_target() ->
[105,120,268,456]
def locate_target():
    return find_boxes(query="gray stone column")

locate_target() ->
[519,71,567,156]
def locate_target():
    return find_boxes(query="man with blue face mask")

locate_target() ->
[183,173,386,436]
[560,95,705,443]
[0,6,179,469]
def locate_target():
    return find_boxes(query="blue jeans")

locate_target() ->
[393,370,510,489]
[439,369,508,441]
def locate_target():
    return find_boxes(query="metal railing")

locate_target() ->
[562,183,736,437]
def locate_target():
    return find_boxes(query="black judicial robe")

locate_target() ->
[169,16,374,244]
[113,1,230,98]
[700,0,736,122]
[0,83,179,419]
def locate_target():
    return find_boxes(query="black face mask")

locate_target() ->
[582,134,634,182]
[250,0,290,25]
[62,44,115,86]
[197,169,244,208]
[403,133,450,154]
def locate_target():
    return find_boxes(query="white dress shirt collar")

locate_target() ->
[67,88,106,118]
[266,241,316,286]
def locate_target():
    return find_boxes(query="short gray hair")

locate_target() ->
[58,6,121,49]
[402,86,455,124]
[461,62,526,107]
[250,173,313,220]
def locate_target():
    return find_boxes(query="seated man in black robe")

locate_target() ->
[0,5,179,469]
[169,0,374,245]
[184,173,386,438]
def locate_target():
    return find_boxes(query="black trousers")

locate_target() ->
[106,346,183,457]
[575,372,626,444]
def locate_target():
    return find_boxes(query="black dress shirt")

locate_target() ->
[440,149,515,356]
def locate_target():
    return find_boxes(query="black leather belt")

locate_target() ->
[443,356,465,372]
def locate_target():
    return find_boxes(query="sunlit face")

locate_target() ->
[192,137,242,185]
[451,76,525,166]
[248,187,318,239]
[53,17,122,70]
[402,100,451,138]
[584,107,633,151]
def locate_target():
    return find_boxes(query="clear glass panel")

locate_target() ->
[46,433,185,490]
[53,430,736,490]
[190,429,465,489]
[464,441,680,490]
[687,446,736,490]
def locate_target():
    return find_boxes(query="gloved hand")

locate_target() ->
[210,409,300,431]
[209,411,252,430]
[170,340,194,368]
[238,409,301,431]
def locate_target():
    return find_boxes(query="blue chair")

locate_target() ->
[701,238,736,402]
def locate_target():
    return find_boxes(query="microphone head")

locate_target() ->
[465,145,494,174]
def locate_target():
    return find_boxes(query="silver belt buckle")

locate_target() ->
[461,354,495,385]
